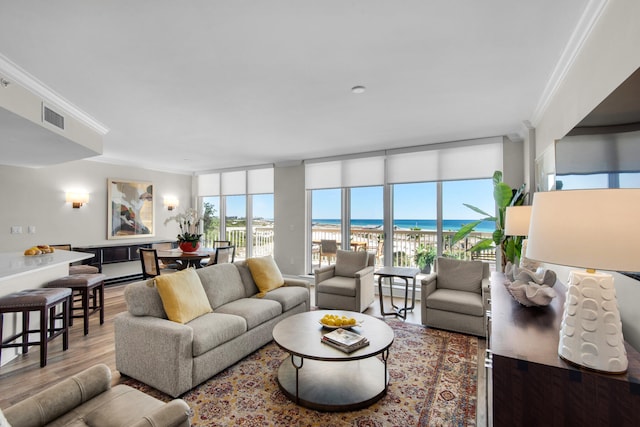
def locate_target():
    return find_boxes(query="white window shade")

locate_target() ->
[197,173,220,196]
[221,170,246,195]
[305,156,385,189]
[343,156,385,187]
[305,161,343,189]
[248,168,274,194]
[387,139,502,183]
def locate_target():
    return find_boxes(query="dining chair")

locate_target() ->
[319,240,338,267]
[139,248,176,279]
[200,241,233,266]
[205,246,236,266]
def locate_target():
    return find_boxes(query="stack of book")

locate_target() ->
[321,328,369,353]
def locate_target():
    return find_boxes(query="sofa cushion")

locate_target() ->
[247,256,285,297]
[188,313,247,357]
[155,268,213,324]
[234,260,260,296]
[334,250,368,278]
[124,280,167,319]
[316,276,357,297]
[215,298,282,330]
[197,263,247,309]
[261,286,309,311]
[436,257,484,293]
[426,288,485,316]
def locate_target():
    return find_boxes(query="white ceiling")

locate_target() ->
[0,0,594,174]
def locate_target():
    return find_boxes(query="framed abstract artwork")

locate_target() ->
[107,178,154,239]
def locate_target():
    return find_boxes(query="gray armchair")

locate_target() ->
[315,250,375,312]
[421,257,490,337]
[2,364,190,427]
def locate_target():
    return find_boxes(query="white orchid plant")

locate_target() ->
[164,208,203,245]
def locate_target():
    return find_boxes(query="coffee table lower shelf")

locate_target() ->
[277,357,389,412]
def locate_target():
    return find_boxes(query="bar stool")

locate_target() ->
[69,265,99,275]
[0,288,72,367]
[46,273,106,335]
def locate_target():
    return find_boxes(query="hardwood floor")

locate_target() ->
[0,282,487,426]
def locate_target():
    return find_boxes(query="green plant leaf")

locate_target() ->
[494,182,513,209]
[462,203,494,220]
[450,221,482,246]
[492,229,504,246]
[505,238,518,263]
[469,239,494,252]
[492,170,503,186]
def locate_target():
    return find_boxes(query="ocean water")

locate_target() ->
[313,218,495,233]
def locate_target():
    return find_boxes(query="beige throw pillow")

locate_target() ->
[247,256,285,297]
[155,268,213,323]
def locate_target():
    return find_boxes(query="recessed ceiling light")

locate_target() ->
[351,85,366,94]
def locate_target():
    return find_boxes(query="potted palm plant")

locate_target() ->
[413,244,437,273]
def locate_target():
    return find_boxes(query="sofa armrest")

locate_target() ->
[129,399,192,427]
[115,313,194,397]
[314,265,336,284]
[353,265,374,278]
[283,277,311,289]
[4,364,112,426]
[420,273,437,296]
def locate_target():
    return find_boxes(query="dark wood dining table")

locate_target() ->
[156,249,214,269]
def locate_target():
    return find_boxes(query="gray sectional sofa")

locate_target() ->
[114,260,310,397]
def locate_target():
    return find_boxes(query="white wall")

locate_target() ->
[533,1,640,349]
[0,160,192,252]
[273,163,306,276]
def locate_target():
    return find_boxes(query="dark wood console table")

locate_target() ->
[488,271,640,426]
[74,241,176,285]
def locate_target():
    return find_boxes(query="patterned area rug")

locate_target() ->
[122,320,478,426]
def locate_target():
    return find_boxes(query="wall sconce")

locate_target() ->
[66,192,89,208]
[164,196,179,211]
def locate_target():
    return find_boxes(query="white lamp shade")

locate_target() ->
[504,206,532,236]
[527,189,640,272]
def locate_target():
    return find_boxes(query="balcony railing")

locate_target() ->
[204,225,495,268]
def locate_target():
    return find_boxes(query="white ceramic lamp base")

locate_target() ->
[519,239,541,271]
[558,270,628,373]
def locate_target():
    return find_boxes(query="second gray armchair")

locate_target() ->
[421,257,490,337]
[314,250,375,312]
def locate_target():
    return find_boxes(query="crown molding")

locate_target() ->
[0,53,109,135]
[531,0,608,126]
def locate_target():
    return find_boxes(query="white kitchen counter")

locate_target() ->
[0,249,93,284]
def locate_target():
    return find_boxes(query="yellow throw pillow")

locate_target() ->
[155,268,212,323]
[247,256,285,298]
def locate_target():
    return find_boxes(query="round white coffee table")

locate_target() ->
[272,310,394,412]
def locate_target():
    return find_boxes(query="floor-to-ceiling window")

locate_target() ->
[201,196,221,245]
[392,182,437,267]
[311,188,342,269]
[305,138,503,272]
[226,195,247,260]
[252,193,274,257]
[197,167,274,260]
[350,186,384,266]
[442,179,495,259]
